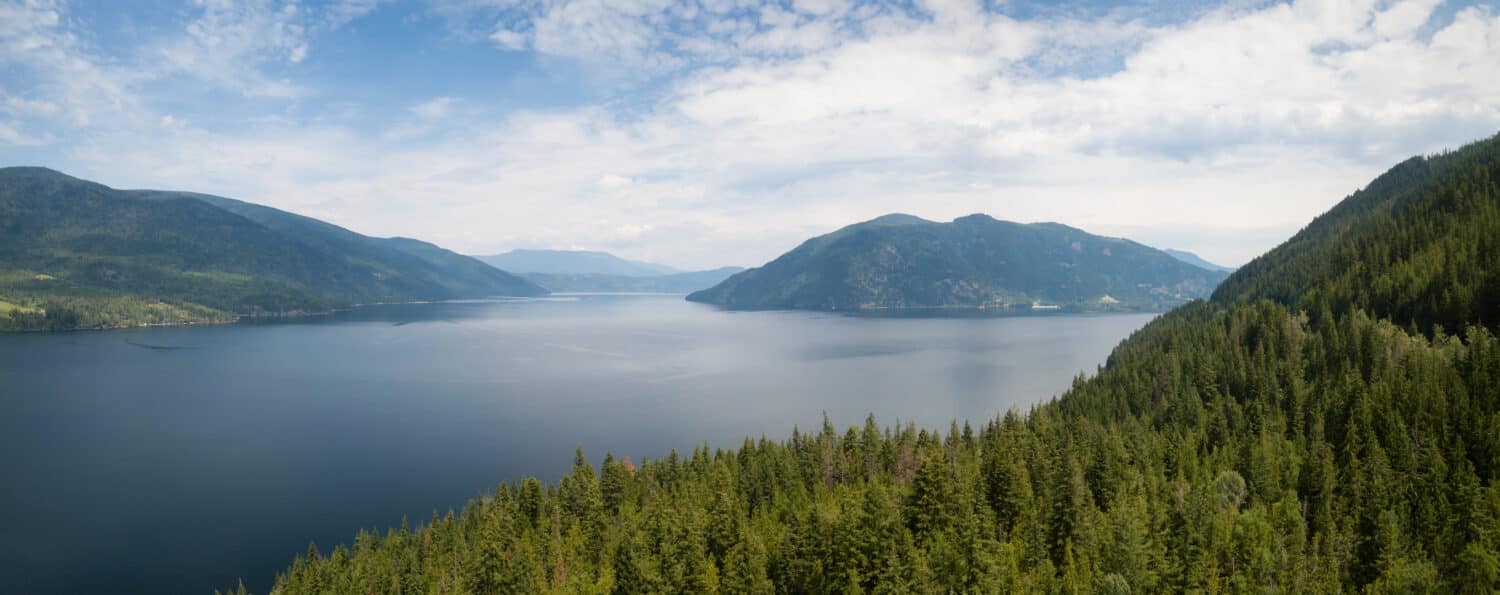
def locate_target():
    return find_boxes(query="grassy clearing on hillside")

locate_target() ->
[0,299,40,314]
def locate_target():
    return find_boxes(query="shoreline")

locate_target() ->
[0,295,546,334]
[1,294,1181,334]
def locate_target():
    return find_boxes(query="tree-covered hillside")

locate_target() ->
[687,214,1227,312]
[258,133,1500,594]
[1213,141,1500,335]
[0,168,545,331]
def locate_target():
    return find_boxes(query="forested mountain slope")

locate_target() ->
[0,168,544,331]
[687,214,1227,311]
[261,134,1500,594]
[1213,141,1500,334]
[133,189,544,304]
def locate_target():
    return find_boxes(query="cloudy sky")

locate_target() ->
[2,0,1498,269]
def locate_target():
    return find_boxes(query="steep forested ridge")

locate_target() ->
[0,168,545,331]
[687,214,1227,312]
[1213,142,1500,335]
[259,134,1500,594]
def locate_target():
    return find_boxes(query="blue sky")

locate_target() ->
[3,0,1498,269]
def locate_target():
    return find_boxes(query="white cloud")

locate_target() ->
[2,94,58,117]
[490,27,527,50]
[0,0,320,134]
[153,0,314,97]
[325,0,384,29]
[0,0,141,127]
[411,97,457,120]
[598,174,633,188]
[6,0,1500,270]
[0,121,43,145]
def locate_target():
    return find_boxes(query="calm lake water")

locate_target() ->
[0,294,1155,594]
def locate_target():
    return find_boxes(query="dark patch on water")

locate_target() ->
[124,339,197,351]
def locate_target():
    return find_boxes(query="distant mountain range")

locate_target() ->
[475,249,682,277]
[687,213,1228,312]
[522,267,744,294]
[1163,248,1235,272]
[0,167,545,331]
[474,248,741,294]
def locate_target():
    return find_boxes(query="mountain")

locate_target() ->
[0,167,545,331]
[270,133,1500,593]
[1163,248,1235,272]
[1213,142,1500,334]
[523,267,745,294]
[475,249,682,277]
[687,213,1228,311]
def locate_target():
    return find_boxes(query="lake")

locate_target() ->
[0,294,1155,594]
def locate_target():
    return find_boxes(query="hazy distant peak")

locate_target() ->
[475,249,683,277]
[504,248,612,257]
[1163,249,1235,273]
